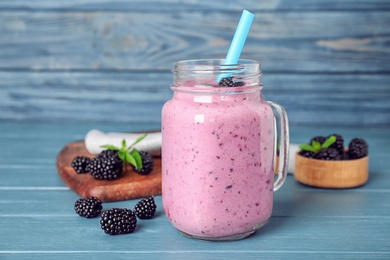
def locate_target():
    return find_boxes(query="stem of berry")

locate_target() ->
[124,161,128,172]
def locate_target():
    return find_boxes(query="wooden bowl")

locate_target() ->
[294,153,369,188]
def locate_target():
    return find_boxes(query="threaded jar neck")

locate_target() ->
[172,59,262,94]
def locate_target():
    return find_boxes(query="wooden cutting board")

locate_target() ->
[56,140,161,202]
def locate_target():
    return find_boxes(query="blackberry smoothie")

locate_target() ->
[162,59,289,240]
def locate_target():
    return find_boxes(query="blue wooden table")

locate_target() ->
[0,122,389,259]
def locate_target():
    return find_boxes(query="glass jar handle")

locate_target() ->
[268,101,290,191]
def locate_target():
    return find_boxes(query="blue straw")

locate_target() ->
[218,10,254,82]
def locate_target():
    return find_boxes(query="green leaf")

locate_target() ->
[299,144,316,153]
[312,141,322,152]
[125,153,137,168]
[121,139,127,150]
[117,151,125,161]
[130,149,143,169]
[322,136,336,149]
[128,134,148,151]
[99,135,148,167]
[100,144,120,151]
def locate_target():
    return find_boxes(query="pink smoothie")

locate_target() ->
[162,85,275,239]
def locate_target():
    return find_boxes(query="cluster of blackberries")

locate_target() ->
[299,134,368,161]
[74,196,157,235]
[71,149,154,180]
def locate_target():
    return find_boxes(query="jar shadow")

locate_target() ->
[249,182,307,238]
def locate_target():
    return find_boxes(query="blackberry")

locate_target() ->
[74,196,102,218]
[315,148,342,161]
[134,197,157,219]
[327,134,344,154]
[97,149,120,161]
[133,151,154,175]
[298,150,316,159]
[348,138,368,159]
[100,208,137,235]
[89,156,123,180]
[71,156,91,174]
[310,136,326,145]
[218,77,244,87]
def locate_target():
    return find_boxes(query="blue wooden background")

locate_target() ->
[0,0,389,127]
[1,2,390,259]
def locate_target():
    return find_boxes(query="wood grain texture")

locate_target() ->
[1,72,389,126]
[1,3,388,258]
[295,154,369,188]
[0,11,388,72]
[0,122,389,259]
[0,0,389,127]
[0,0,389,11]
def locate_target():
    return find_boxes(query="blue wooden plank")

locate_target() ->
[0,252,389,260]
[1,176,389,217]
[0,11,388,72]
[0,0,388,11]
[0,193,389,256]
[1,72,389,126]
[0,169,67,187]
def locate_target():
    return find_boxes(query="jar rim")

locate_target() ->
[171,59,262,93]
[173,59,260,73]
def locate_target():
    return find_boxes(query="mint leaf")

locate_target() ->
[322,136,336,149]
[125,153,137,168]
[128,134,148,151]
[312,141,322,152]
[98,135,148,168]
[121,139,127,150]
[117,150,125,161]
[130,149,143,169]
[299,144,316,153]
